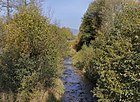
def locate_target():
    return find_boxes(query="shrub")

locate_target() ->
[74,0,140,101]
[0,4,68,101]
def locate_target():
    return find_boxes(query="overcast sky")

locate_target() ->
[42,0,93,29]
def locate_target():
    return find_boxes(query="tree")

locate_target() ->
[0,0,43,18]
[75,0,104,51]
[0,2,68,101]
[74,0,140,101]
[0,0,12,17]
[61,27,73,40]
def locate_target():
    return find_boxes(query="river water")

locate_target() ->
[61,57,97,102]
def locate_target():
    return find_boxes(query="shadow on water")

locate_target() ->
[61,57,97,102]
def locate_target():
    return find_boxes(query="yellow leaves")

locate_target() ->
[0,2,70,101]
[74,0,140,101]
[105,70,123,92]
[135,35,139,39]
[61,27,73,40]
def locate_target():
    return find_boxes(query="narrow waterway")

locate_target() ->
[61,57,97,102]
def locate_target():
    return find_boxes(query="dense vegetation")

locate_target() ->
[74,0,140,101]
[0,0,139,101]
[0,1,72,101]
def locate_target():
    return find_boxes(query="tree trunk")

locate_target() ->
[6,0,10,18]
[24,0,27,7]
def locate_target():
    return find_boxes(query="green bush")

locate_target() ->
[73,45,99,83]
[94,1,140,101]
[0,4,68,101]
[74,0,140,101]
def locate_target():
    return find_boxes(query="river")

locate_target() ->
[61,57,97,102]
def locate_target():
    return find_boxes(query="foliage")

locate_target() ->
[75,0,104,51]
[60,27,76,57]
[73,45,99,83]
[74,0,140,101]
[0,3,68,101]
[61,27,73,40]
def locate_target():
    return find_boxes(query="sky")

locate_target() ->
[42,0,93,29]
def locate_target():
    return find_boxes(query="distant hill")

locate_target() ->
[70,28,79,35]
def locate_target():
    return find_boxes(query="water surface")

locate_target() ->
[61,57,97,102]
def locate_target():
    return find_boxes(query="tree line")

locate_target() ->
[73,0,140,101]
[0,0,72,101]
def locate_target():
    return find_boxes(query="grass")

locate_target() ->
[0,79,64,102]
